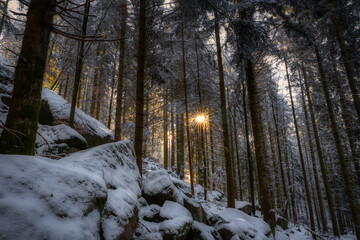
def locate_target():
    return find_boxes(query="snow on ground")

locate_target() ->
[0,140,140,240]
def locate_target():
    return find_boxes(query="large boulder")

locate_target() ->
[39,89,114,147]
[183,197,207,223]
[0,155,108,240]
[159,201,193,240]
[235,201,253,215]
[140,204,161,222]
[186,221,221,240]
[215,208,270,240]
[0,140,141,240]
[36,124,88,155]
[142,169,178,206]
[218,218,268,240]
[276,216,288,230]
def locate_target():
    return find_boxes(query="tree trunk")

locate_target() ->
[69,0,90,127]
[284,57,315,234]
[64,74,69,100]
[107,67,116,129]
[115,1,127,141]
[214,12,235,208]
[180,13,194,195]
[242,81,255,214]
[298,68,328,232]
[328,41,360,186]
[271,103,288,219]
[302,63,340,235]
[134,0,147,175]
[163,90,168,169]
[245,59,275,229]
[0,0,56,154]
[90,72,98,117]
[233,109,243,201]
[315,47,360,239]
[331,16,360,125]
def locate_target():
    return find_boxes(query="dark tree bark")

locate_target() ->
[69,0,90,127]
[301,63,340,236]
[134,0,147,175]
[298,68,327,232]
[107,67,117,129]
[214,12,235,208]
[242,81,255,214]
[315,47,360,239]
[271,102,288,219]
[115,1,127,141]
[285,57,316,234]
[181,13,194,195]
[0,0,56,154]
[245,60,275,229]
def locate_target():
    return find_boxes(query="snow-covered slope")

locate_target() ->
[0,140,140,240]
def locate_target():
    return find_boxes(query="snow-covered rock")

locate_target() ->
[159,201,193,240]
[235,200,253,215]
[214,208,271,240]
[159,201,192,220]
[140,204,161,222]
[183,196,207,223]
[186,221,221,240]
[142,169,178,206]
[36,124,88,155]
[0,140,140,240]
[218,218,268,240]
[39,88,114,147]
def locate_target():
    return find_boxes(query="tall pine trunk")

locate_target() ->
[245,60,275,229]
[69,0,90,127]
[115,1,127,141]
[315,47,360,239]
[242,81,255,214]
[302,63,339,235]
[0,0,56,154]
[285,57,315,234]
[214,12,235,208]
[134,0,147,175]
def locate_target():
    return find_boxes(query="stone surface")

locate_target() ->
[142,170,177,206]
[276,216,288,230]
[39,88,114,148]
[186,221,221,240]
[183,197,207,223]
[140,204,161,222]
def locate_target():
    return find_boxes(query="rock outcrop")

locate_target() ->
[39,89,114,147]
[0,140,140,240]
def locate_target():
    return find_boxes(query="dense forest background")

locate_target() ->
[0,0,359,238]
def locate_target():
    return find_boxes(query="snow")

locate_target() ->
[160,200,192,220]
[0,155,106,240]
[220,218,268,240]
[41,88,113,141]
[0,140,140,240]
[235,200,251,209]
[191,221,219,240]
[36,124,87,155]
[36,124,86,146]
[143,169,174,195]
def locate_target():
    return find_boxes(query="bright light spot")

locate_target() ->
[195,115,206,123]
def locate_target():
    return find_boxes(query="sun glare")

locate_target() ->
[195,115,206,123]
